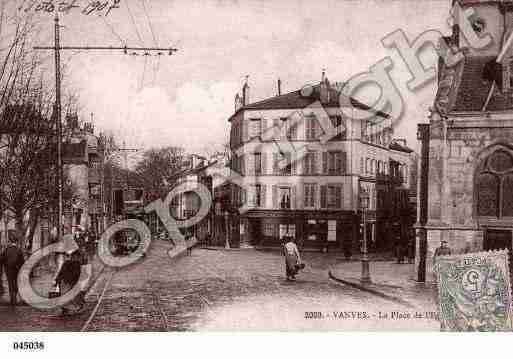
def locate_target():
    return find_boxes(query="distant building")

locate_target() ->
[62,114,105,236]
[0,113,105,249]
[226,73,416,250]
[169,154,230,243]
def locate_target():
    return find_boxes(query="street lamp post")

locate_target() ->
[360,189,371,283]
[224,210,230,249]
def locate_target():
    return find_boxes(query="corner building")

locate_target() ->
[228,75,415,251]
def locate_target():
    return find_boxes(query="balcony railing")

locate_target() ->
[376,173,404,185]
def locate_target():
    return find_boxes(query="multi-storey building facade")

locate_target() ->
[228,75,415,250]
[62,114,104,237]
[416,0,513,281]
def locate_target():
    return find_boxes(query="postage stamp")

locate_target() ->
[435,250,513,332]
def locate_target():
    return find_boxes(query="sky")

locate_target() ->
[24,0,453,156]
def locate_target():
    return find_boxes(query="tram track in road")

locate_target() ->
[148,282,170,331]
[81,269,117,332]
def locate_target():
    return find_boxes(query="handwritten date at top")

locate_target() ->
[20,0,121,17]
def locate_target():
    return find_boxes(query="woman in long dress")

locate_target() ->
[283,237,301,281]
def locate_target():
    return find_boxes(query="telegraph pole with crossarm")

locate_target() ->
[34,10,178,242]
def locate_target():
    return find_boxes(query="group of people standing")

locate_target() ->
[0,230,89,314]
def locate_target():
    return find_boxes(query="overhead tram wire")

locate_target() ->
[141,0,158,85]
[101,16,126,46]
[141,0,158,47]
[124,1,148,89]
[33,7,179,242]
[125,0,144,46]
[34,45,177,52]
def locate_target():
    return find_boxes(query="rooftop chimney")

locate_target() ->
[242,75,250,106]
[234,93,242,112]
[277,78,282,96]
[320,69,330,104]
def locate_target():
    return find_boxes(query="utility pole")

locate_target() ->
[54,10,63,243]
[34,11,178,238]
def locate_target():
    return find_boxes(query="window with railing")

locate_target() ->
[274,152,291,175]
[279,187,291,209]
[303,152,316,175]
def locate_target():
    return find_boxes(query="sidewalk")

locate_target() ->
[329,259,438,311]
[0,254,105,306]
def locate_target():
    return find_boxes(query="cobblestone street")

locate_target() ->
[0,241,439,331]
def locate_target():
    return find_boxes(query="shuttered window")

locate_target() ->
[272,185,278,208]
[303,152,316,175]
[255,184,262,207]
[242,120,249,142]
[261,152,267,175]
[305,116,317,140]
[254,152,262,175]
[273,118,281,139]
[326,184,343,209]
[304,183,316,208]
[320,185,327,208]
[260,184,267,207]
[250,118,262,138]
[273,153,279,174]
[288,121,298,140]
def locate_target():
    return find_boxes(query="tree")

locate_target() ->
[132,146,186,201]
[0,7,77,250]
[0,102,78,250]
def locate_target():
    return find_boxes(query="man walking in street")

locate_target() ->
[1,236,25,306]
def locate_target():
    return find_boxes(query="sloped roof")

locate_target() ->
[389,141,414,153]
[229,83,389,120]
[435,55,513,114]
[453,0,513,4]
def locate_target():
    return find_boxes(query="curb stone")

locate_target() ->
[328,270,415,308]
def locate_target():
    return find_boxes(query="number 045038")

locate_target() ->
[12,342,45,350]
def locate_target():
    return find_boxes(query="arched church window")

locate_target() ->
[476,149,513,218]
[488,150,513,173]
